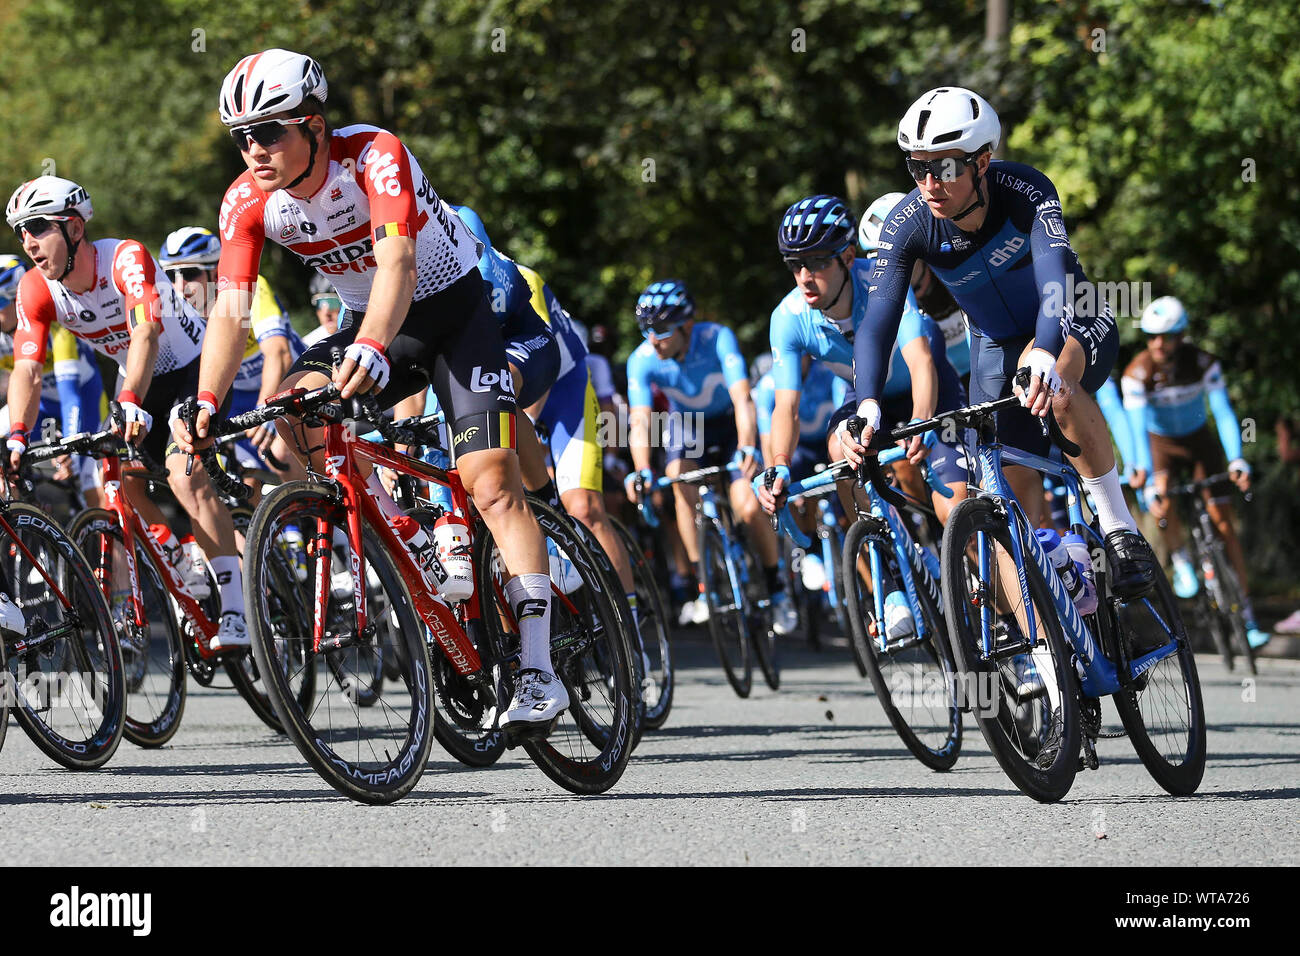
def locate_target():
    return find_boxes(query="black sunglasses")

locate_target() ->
[166,267,208,284]
[641,317,688,339]
[14,217,60,239]
[229,115,314,152]
[783,245,846,274]
[905,153,981,183]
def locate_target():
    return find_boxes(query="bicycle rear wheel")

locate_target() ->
[68,508,187,748]
[244,481,434,804]
[1111,569,1207,795]
[2,502,126,769]
[696,514,752,698]
[475,497,636,794]
[940,497,1079,801]
[611,517,674,730]
[843,517,961,770]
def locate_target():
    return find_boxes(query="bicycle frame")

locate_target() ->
[314,424,587,680]
[780,451,942,654]
[96,453,220,650]
[969,439,1180,698]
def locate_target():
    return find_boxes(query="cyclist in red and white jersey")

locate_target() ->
[5,175,249,647]
[171,49,567,729]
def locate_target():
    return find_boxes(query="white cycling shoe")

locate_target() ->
[501,668,569,737]
[211,611,250,651]
[771,590,799,636]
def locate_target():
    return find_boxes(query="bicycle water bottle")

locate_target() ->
[883,590,916,639]
[1034,528,1085,609]
[432,513,475,602]
[1061,532,1098,615]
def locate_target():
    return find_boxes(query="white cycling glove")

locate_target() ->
[836,400,881,445]
[344,338,391,392]
[1228,458,1251,477]
[1020,348,1061,404]
[117,391,154,433]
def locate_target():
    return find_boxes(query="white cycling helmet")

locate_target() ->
[897,87,1000,155]
[1140,296,1189,336]
[219,48,328,126]
[858,191,908,253]
[6,176,94,230]
[159,226,222,268]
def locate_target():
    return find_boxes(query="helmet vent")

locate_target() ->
[969,97,980,119]
[916,110,931,140]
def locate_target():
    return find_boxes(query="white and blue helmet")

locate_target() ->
[1140,296,1189,336]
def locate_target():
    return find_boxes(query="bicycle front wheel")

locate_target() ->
[68,508,187,748]
[244,481,434,804]
[941,497,1080,802]
[2,502,126,769]
[1111,569,1207,795]
[843,517,961,771]
[696,514,752,698]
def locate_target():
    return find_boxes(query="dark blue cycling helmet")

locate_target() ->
[777,194,856,256]
[636,279,694,335]
[0,254,25,307]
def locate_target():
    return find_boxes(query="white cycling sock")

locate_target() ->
[505,573,552,673]
[210,555,244,615]
[1082,466,1137,535]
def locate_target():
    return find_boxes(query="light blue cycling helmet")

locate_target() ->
[1140,296,1188,335]
[159,226,222,268]
[777,194,855,256]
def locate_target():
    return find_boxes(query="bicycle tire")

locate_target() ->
[475,496,636,794]
[696,514,752,698]
[1110,567,1207,795]
[842,517,961,771]
[68,508,187,748]
[940,497,1080,802]
[741,545,779,691]
[244,481,434,804]
[3,502,126,769]
[842,535,875,679]
[611,517,674,730]
[1210,545,1255,675]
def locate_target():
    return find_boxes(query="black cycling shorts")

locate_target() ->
[290,270,519,458]
[501,304,560,408]
[117,359,231,465]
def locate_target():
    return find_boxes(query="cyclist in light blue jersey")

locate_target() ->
[754,358,846,480]
[1122,295,1266,647]
[756,194,968,526]
[625,279,796,632]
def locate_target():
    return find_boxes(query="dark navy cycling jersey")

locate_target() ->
[854,160,1093,404]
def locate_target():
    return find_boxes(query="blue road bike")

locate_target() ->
[903,375,1205,802]
[773,446,962,771]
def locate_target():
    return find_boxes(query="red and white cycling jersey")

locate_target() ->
[217,124,481,313]
[14,238,205,374]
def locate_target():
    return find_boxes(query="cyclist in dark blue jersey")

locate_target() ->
[845,87,1157,598]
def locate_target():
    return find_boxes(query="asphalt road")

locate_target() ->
[2,627,1296,866]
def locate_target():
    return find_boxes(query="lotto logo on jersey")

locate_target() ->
[363,148,403,197]
[470,366,515,396]
[114,248,147,300]
[20,342,37,356]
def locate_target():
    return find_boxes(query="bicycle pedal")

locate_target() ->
[501,717,559,748]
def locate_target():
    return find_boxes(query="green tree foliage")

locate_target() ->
[2,1,1296,587]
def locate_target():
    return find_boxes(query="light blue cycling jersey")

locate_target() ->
[626,322,748,417]
[1093,376,1136,472]
[1121,342,1242,470]
[769,257,961,405]
[754,362,846,440]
